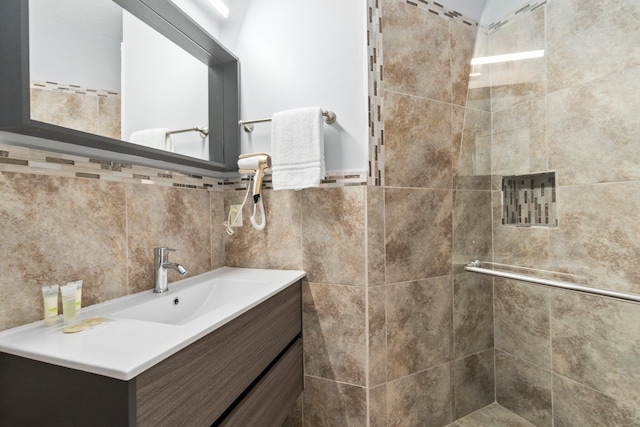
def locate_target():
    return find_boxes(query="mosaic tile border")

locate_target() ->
[0,143,367,191]
[404,0,478,26]
[486,0,547,33]
[31,80,120,99]
[368,0,385,186]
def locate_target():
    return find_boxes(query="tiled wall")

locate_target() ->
[485,0,640,425]
[368,0,494,425]
[0,143,226,331]
[30,81,121,140]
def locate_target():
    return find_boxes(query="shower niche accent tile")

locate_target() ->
[502,172,557,227]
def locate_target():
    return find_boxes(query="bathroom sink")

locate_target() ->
[112,277,268,326]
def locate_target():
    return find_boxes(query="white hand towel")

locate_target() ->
[271,107,325,190]
[130,128,174,152]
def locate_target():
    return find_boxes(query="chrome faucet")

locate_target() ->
[154,247,187,293]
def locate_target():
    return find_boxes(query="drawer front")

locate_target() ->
[136,281,302,426]
[218,338,303,427]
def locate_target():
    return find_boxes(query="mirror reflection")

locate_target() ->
[28,0,210,160]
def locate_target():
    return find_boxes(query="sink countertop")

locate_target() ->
[0,267,305,380]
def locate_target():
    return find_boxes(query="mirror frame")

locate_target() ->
[0,0,239,176]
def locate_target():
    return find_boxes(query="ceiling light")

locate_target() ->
[471,50,544,66]
[469,73,482,77]
[208,0,229,18]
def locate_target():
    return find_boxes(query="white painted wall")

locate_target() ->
[121,11,209,160]
[29,0,122,91]
[175,0,369,174]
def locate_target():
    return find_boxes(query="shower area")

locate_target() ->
[453,0,640,424]
[365,0,640,425]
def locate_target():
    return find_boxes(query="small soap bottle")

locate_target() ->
[67,280,83,314]
[60,283,77,325]
[42,285,59,326]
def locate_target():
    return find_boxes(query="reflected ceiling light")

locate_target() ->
[208,0,229,18]
[471,50,544,65]
[469,73,482,77]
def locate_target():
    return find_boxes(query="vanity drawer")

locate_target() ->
[135,280,302,426]
[218,338,303,427]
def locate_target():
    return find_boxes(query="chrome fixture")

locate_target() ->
[238,110,336,133]
[166,127,209,138]
[465,260,640,303]
[154,247,187,294]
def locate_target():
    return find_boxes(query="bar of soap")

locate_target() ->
[63,317,111,334]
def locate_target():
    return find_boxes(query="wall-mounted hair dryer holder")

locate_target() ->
[237,153,272,230]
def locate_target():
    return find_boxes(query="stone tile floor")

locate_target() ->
[451,403,536,427]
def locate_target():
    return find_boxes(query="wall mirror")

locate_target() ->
[0,0,239,175]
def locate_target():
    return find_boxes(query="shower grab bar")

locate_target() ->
[166,127,209,138]
[464,260,640,303]
[239,110,337,133]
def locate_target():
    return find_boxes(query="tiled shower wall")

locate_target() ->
[481,0,640,425]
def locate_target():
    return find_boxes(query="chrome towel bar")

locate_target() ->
[166,127,209,138]
[239,110,336,133]
[465,260,640,303]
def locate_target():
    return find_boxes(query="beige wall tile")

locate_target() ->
[547,66,640,186]
[369,384,387,427]
[384,91,452,189]
[367,186,386,286]
[224,189,302,270]
[303,282,367,386]
[382,0,452,102]
[453,273,493,358]
[450,21,477,107]
[30,89,98,135]
[547,0,640,93]
[385,188,452,284]
[489,8,546,112]
[491,97,547,177]
[551,289,640,406]
[386,363,452,427]
[496,350,552,427]
[454,108,492,191]
[0,172,127,330]
[452,190,492,268]
[302,187,366,286]
[97,96,121,140]
[125,183,211,294]
[303,376,367,427]
[369,286,387,387]
[550,183,640,294]
[386,276,452,380]
[495,279,551,369]
[453,349,495,420]
[492,190,550,269]
[553,374,640,427]
[210,191,225,269]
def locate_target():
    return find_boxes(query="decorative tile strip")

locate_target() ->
[368,0,384,186]
[404,0,479,26]
[486,0,547,33]
[30,81,120,98]
[0,143,367,191]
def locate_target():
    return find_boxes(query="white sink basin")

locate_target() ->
[112,278,268,325]
[0,267,305,380]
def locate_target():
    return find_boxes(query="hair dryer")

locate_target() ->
[238,153,271,203]
[237,153,271,230]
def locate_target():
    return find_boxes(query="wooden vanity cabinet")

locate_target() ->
[0,281,303,427]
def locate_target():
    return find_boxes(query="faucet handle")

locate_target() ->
[154,247,177,262]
